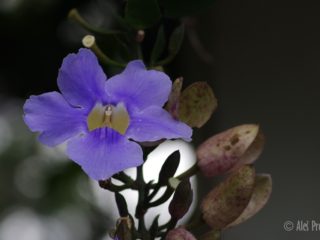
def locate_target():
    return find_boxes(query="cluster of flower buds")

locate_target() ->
[163,78,272,239]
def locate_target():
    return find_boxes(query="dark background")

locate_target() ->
[1,0,320,239]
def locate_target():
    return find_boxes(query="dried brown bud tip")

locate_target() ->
[136,30,145,43]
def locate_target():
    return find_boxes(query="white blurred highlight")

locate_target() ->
[0,208,91,240]
[0,117,13,154]
[0,0,22,12]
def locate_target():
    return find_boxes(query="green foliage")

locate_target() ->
[156,24,185,66]
[150,26,166,65]
[158,0,216,17]
[125,0,161,29]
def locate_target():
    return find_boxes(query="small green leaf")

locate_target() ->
[158,150,180,184]
[169,25,184,56]
[178,81,217,128]
[125,0,161,29]
[159,0,216,17]
[151,26,166,65]
[227,174,272,228]
[169,178,193,220]
[156,24,185,66]
[201,165,255,229]
[115,192,129,217]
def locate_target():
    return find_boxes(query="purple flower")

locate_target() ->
[23,49,192,180]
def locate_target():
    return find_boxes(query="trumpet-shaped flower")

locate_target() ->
[23,49,192,180]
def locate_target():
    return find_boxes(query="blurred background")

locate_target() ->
[1,0,320,239]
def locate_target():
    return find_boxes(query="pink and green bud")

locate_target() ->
[227,174,272,228]
[178,81,217,128]
[166,228,196,240]
[201,165,256,229]
[196,124,264,177]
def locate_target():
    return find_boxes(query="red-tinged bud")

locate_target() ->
[200,165,256,229]
[197,124,264,177]
[166,227,196,240]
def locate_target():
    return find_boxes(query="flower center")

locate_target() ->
[87,102,130,134]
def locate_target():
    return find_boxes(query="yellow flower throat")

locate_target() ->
[87,102,130,135]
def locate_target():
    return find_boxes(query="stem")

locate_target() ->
[176,163,199,181]
[135,165,148,239]
[166,218,178,233]
[184,211,204,231]
[88,40,126,68]
[98,180,129,192]
[158,218,178,240]
[137,43,143,60]
[154,55,175,67]
[150,163,199,189]
[148,187,175,208]
[146,185,161,202]
[158,219,171,231]
[113,172,135,185]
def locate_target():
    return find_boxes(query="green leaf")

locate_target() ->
[159,0,216,17]
[169,178,193,220]
[150,26,166,65]
[158,150,180,184]
[125,0,161,29]
[200,165,256,229]
[156,24,185,66]
[178,81,217,128]
[227,174,272,228]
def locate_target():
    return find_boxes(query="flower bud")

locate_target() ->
[226,174,272,228]
[201,165,255,229]
[166,77,183,119]
[114,216,133,240]
[169,179,193,220]
[197,124,264,177]
[166,227,196,240]
[178,82,217,128]
[136,30,145,43]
